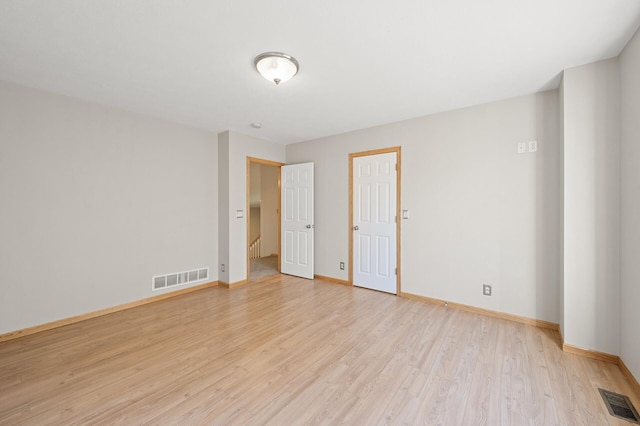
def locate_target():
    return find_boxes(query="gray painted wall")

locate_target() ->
[217,131,285,284]
[620,27,640,381]
[0,81,218,334]
[562,58,621,355]
[217,132,230,284]
[287,91,562,323]
[558,77,566,339]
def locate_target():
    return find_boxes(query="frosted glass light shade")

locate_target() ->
[254,52,299,85]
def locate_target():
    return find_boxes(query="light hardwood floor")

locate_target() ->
[1,274,638,425]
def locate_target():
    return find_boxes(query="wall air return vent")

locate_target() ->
[167,274,178,287]
[152,267,209,291]
[154,276,166,289]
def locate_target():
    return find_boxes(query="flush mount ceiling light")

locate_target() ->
[254,52,299,85]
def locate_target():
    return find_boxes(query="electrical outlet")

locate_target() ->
[517,142,527,154]
[529,140,537,152]
[340,262,345,270]
[483,284,492,296]
[221,264,225,272]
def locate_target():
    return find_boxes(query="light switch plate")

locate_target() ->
[236,210,244,218]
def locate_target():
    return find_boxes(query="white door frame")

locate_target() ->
[349,147,402,294]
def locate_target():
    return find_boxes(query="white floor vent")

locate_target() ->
[152,268,209,291]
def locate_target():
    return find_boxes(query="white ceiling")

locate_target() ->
[1,1,639,144]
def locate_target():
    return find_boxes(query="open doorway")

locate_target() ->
[247,157,283,282]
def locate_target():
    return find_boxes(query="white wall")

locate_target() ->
[558,77,565,339]
[620,28,640,381]
[217,131,285,284]
[562,59,620,355]
[249,162,261,209]
[249,208,261,242]
[260,165,279,257]
[249,163,261,243]
[217,132,230,284]
[287,91,561,323]
[0,81,218,334]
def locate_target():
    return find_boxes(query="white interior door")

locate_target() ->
[281,162,314,279]
[353,152,397,294]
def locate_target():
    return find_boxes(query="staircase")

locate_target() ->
[249,235,261,259]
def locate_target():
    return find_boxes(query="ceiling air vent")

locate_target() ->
[152,267,209,291]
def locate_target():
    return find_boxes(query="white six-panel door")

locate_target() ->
[281,162,314,279]
[353,152,397,294]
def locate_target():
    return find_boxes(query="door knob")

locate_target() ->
[353,226,359,230]
[306,224,312,229]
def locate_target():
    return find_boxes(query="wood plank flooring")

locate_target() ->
[1,274,638,425]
